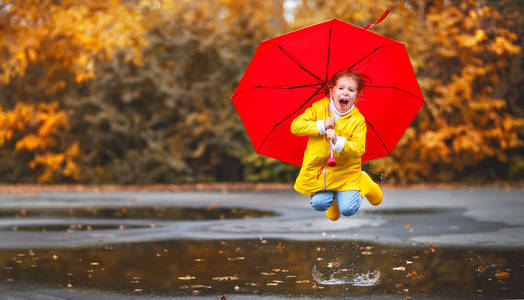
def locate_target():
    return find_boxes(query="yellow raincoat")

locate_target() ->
[291,97,366,196]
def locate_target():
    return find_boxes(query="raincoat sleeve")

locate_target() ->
[291,106,321,136]
[339,116,366,158]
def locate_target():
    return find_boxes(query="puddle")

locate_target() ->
[1,239,522,298]
[0,206,278,221]
[360,208,444,215]
[9,224,148,232]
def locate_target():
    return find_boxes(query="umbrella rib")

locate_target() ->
[347,43,399,71]
[256,83,323,90]
[231,84,323,101]
[266,41,325,86]
[325,20,334,83]
[257,87,325,153]
[366,85,424,103]
[365,119,391,154]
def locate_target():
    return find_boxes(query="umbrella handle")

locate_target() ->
[328,147,336,166]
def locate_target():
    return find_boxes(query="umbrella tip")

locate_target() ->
[364,8,391,30]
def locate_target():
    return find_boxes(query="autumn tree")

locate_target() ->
[368,0,523,183]
[67,0,289,183]
[0,0,147,182]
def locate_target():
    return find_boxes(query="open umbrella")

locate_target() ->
[231,12,424,167]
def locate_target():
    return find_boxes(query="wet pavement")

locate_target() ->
[0,187,523,299]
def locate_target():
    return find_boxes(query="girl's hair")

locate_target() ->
[328,69,368,93]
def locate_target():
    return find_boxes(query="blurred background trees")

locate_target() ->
[0,0,522,184]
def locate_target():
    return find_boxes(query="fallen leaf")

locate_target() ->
[495,270,510,279]
[227,257,245,261]
[476,265,485,273]
[406,271,417,279]
[295,280,310,284]
[191,284,211,289]
[212,276,239,281]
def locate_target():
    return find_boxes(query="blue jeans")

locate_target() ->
[310,190,362,217]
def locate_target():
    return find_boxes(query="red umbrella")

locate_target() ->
[231,12,424,167]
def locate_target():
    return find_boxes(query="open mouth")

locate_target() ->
[339,99,349,108]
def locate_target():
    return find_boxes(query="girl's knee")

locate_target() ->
[340,203,360,216]
[310,192,333,211]
[338,191,362,216]
[310,200,328,211]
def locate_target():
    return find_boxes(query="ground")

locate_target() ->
[0,185,522,299]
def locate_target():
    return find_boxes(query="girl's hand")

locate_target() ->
[326,129,337,144]
[324,116,335,129]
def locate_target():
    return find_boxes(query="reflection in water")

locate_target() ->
[9,224,148,232]
[0,206,278,221]
[359,208,444,215]
[1,239,523,298]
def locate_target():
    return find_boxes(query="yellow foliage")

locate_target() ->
[0,101,80,182]
[0,0,149,85]
[30,153,65,171]
[491,36,521,55]
[457,29,486,48]
[15,135,45,151]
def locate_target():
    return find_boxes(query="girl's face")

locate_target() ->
[330,76,359,113]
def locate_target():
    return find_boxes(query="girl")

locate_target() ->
[291,70,382,221]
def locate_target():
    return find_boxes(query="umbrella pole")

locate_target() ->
[327,109,336,167]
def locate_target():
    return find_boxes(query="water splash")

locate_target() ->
[312,263,352,285]
[350,270,381,286]
[312,263,380,286]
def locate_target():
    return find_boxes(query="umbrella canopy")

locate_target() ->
[231,17,424,167]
